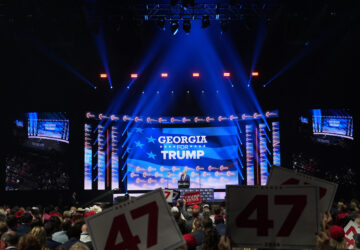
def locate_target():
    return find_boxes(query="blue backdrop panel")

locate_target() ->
[127,127,239,190]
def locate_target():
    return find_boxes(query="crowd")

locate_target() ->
[5,155,70,191]
[2,198,360,250]
[0,204,103,250]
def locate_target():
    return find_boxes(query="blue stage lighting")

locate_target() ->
[216,4,220,20]
[171,20,179,35]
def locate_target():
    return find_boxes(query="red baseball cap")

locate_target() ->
[192,204,200,209]
[183,234,197,248]
[15,210,25,218]
[329,225,345,240]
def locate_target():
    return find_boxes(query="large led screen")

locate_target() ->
[126,127,240,190]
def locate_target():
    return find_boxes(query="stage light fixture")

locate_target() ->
[202,15,210,28]
[170,20,179,35]
[183,19,191,34]
[131,73,138,78]
[252,72,259,77]
[161,73,168,78]
[192,72,200,77]
[157,17,166,31]
[100,73,107,78]
[223,72,230,77]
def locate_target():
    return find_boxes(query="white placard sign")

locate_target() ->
[162,189,174,203]
[86,189,185,250]
[267,166,338,212]
[226,185,319,249]
[344,220,360,249]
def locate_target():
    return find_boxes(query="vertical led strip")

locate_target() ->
[97,125,106,190]
[259,124,268,185]
[272,122,281,166]
[84,124,92,190]
[111,126,119,190]
[246,124,255,185]
[312,109,322,133]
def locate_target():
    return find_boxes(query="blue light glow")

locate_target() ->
[312,109,353,140]
[28,113,69,143]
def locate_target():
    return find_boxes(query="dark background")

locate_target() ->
[1,0,359,205]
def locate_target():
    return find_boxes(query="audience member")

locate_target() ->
[30,226,47,249]
[61,225,82,249]
[52,219,70,244]
[0,222,8,239]
[44,221,61,250]
[200,216,218,250]
[69,242,90,250]
[1,231,19,250]
[214,214,226,236]
[5,215,18,232]
[17,233,42,250]
[17,213,33,236]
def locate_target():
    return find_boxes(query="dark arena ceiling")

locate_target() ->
[1,0,360,114]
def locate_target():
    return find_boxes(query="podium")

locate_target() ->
[178,180,190,189]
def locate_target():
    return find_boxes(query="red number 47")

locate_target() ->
[236,195,307,237]
[105,201,159,250]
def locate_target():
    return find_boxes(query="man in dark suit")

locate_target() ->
[180,169,190,182]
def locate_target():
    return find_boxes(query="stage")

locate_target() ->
[83,111,281,195]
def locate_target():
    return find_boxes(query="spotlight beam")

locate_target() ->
[21,33,96,89]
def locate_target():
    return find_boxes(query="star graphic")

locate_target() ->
[135,128,144,133]
[147,136,156,143]
[194,145,197,148]
[147,152,156,159]
[135,141,144,148]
